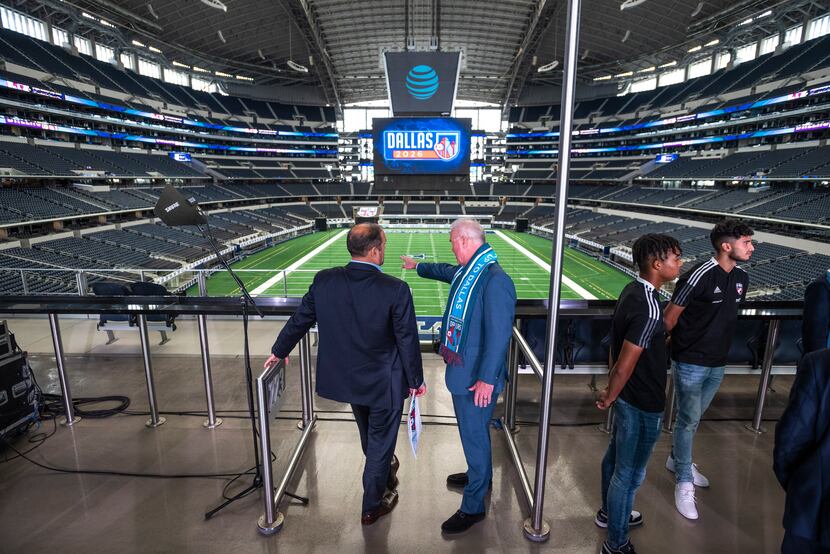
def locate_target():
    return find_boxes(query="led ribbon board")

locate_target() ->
[373,118,471,175]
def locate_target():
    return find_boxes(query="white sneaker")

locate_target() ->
[674,482,699,520]
[666,455,710,488]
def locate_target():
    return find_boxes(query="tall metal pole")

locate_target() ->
[198,313,222,429]
[47,314,80,426]
[747,319,780,433]
[524,0,582,543]
[138,314,166,428]
[299,334,315,428]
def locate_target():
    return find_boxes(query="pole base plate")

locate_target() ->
[523,518,550,542]
[258,512,285,536]
[146,416,167,428]
[203,417,223,429]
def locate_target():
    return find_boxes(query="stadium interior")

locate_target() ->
[0,0,828,551]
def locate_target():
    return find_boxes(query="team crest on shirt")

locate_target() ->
[736,282,744,296]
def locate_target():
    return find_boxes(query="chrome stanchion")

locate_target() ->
[196,271,221,429]
[75,271,88,296]
[601,405,614,435]
[256,358,315,535]
[138,314,166,428]
[524,0,582,542]
[663,369,676,433]
[746,319,781,434]
[256,363,283,535]
[298,334,315,428]
[197,313,222,429]
[505,334,520,432]
[21,270,29,295]
[47,313,80,426]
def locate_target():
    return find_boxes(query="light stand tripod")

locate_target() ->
[153,185,307,519]
[196,218,308,520]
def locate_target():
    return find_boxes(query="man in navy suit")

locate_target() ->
[802,272,830,354]
[774,348,830,554]
[402,219,516,534]
[265,223,426,526]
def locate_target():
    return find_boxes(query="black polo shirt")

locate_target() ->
[612,278,668,413]
[670,257,749,367]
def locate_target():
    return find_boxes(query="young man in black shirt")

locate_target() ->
[663,220,754,520]
[596,234,683,554]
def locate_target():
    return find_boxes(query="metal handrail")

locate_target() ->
[511,325,543,381]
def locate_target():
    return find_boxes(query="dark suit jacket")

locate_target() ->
[803,274,830,354]
[416,261,516,395]
[271,262,423,410]
[773,348,830,546]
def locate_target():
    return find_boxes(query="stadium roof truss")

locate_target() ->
[10,0,826,112]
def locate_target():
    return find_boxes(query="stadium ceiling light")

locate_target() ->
[131,40,146,48]
[172,61,190,69]
[234,75,254,81]
[705,39,720,47]
[193,66,209,73]
[200,0,228,12]
[287,60,309,73]
[613,71,634,77]
[537,60,559,73]
[637,66,656,73]
[148,46,162,53]
[593,75,612,81]
[688,45,702,53]
[215,70,233,77]
[658,60,677,68]
[620,0,647,10]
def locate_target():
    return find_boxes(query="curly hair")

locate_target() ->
[632,234,682,272]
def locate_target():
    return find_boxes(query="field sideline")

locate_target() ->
[193,229,632,316]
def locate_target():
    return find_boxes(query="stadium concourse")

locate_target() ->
[1,0,829,552]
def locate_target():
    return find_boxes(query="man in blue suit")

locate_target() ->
[265,223,426,526]
[774,348,830,554]
[402,218,516,534]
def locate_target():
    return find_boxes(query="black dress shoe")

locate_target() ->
[441,510,485,534]
[446,472,468,487]
[387,454,400,491]
[446,472,493,490]
[361,490,399,525]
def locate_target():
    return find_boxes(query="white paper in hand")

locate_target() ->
[407,392,422,458]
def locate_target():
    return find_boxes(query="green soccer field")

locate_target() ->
[192,229,632,316]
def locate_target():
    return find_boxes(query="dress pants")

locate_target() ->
[452,390,500,515]
[351,399,404,513]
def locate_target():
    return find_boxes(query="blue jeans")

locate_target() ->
[670,361,724,484]
[601,398,663,549]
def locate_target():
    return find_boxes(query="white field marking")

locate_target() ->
[493,230,597,300]
[251,229,348,296]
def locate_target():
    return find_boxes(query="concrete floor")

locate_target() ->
[0,316,790,553]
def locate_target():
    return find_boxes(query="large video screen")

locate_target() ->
[384,52,461,116]
[373,117,471,176]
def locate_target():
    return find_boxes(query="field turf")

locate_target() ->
[192,229,632,316]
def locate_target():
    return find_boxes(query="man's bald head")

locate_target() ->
[347,223,385,258]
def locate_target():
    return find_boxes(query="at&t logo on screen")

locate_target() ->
[405,65,439,100]
[384,130,460,161]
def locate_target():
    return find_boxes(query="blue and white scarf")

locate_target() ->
[440,243,499,366]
